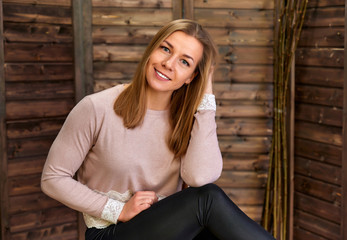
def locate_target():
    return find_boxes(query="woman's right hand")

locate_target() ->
[118,191,158,222]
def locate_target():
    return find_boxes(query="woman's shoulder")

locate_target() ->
[85,84,125,106]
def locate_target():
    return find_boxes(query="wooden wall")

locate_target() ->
[1,0,78,239]
[293,0,345,239]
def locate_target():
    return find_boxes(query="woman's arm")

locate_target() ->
[180,69,223,187]
[41,96,124,224]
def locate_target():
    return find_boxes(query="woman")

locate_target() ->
[41,19,274,240]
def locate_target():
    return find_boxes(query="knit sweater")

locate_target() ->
[41,84,223,228]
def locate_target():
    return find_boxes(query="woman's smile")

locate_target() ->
[155,68,171,81]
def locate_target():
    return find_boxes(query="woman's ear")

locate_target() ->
[185,70,199,84]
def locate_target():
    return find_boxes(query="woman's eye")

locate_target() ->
[181,59,190,66]
[161,46,170,53]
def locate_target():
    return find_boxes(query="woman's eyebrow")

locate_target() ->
[164,40,195,63]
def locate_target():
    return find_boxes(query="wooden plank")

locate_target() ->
[4,42,73,62]
[295,66,343,88]
[299,27,344,48]
[94,80,129,92]
[92,8,172,26]
[214,64,273,83]
[238,205,262,222]
[3,0,71,6]
[73,0,93,103]
[194,0,274,9]
[5,63,74,81]
[92,26,159,44]
[92,0,171,8]
[216,118,272,136]
[294,175,341,204]
[295,192,340,223]
[295,103,342,127]
[4,22,73,43]
[215,171,267,188]
[295,120,342,146]
[93,45,146,62]
[294,210,340,240]
[10,222,78,240]
[172,0,183,19]
[221,46,273,65]
[214,83,272,101]
[0,2,9,239]
[7,118,64,139]
[295,138,341,166]
[7,137,54,159]
[222,154,269,171]
[184,0,194,19]
[6,99,74,120]
[8,156,46,177]
[6,81,74,100]
[216,104,273,118]
[219,136,271,154]
[223,188,265,205]
[206,27,273,46]
[8,174,42,196]
[3,3,72,24]
[295,85,343,107]
[9,206,77,233]
[296,48,344,67]
[93,62,137,80]
[295,156,341,185]
[293,226,332,240]
[307,0,345,7]
[9,192,62,215]
[303,7,345,27]
[194,9,273,28]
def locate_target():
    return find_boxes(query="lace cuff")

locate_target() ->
[197,94,216,111]
[101,198,125,224]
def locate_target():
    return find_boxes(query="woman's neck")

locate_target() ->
[146,88,172,111]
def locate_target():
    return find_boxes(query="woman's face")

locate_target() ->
[145,31,203,96]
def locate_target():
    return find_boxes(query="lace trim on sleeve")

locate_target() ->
[101,198,125,224]
[197,94,216,111]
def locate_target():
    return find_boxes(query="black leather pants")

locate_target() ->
[85,184,275,240]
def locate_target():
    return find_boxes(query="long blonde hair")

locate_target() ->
[114,19,218,158]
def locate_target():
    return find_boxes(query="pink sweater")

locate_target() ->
[41,84,223,227]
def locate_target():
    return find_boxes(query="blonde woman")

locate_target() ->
[41,19,274,240]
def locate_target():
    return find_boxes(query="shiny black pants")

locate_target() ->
[85,184,275,240]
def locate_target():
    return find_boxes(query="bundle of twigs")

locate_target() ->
[261,0,308,239]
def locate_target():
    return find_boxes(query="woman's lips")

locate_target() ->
[155,68,171,81]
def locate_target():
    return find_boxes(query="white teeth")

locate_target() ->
[156,70,169,80]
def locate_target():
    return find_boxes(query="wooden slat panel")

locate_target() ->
[3,0,71,6]
[214,83,272,101]
[9,206,77,233]
[295,66,343,88]
[4,22,72,43]
[93,62,137,80]
[295,103,342,127]
[293,226,327,240]
[295,121,342,146]
[295,175,341,204]
[10,222,77,240]
[7,137,54,159]
[295,138,341,166]
[295,85,343,107]
[219,136,271,154]
[295,192,340,223]
[294,210,340,240]
[93,26,159,44]
[8,174,42,196]
[6,81,74,100]
[216,118,272,136]
[307,0,345,8]
[4,43,73,62]
[194,9,273,28]
[216,104,273,118]
[296,48,344,67]
[304,7,345,27]
[3,3,72,24]
[299,27,344,48]
[6,99,74,120]
[238,205,263,222]
[92,0,172,8]
[92,8,172,26]
[295,156,341,185]
[93,45,145,62]
[221,46,273,65]
[7,118,64,139]
[9,192,62,215]
[214,64,273,83]
[8,156,46,177]
[194,0,274,9]
[216,171,267,188]
[5,63,73,81]
[206,28,273,46]
[224,188,265,205]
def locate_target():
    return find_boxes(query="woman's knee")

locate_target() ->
[196,183,225,200]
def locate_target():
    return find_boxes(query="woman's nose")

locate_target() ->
[162,55,175,70]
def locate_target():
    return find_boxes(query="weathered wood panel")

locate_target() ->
[296,48,344,67]
[295,66,343,88]
[216,118,272,136]
[194,0,274,9]
[303,7,345,28]
[8,174,42,196]
[219,136,271,154]
[295,85,343,107]
[299,27,344,48]
[92,0,171,8]
[216,171,267,188]
[215,64,273,83]
[293,226,327,240]
[7,137,54,159]
[214,83,272,101]
[7,157,46,177]
[3,0,71,6]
